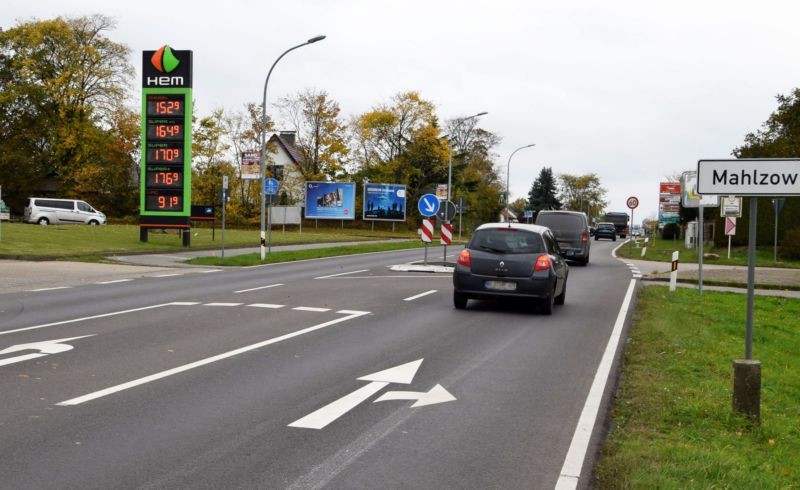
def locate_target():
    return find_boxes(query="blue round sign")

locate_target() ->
[417,193,440,217]
[264,178,280,195]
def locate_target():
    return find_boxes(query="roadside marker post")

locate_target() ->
[440,223,452,246]
[421,218,434,265]
[669,251,679,292]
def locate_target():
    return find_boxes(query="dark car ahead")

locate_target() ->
[534,210,591,265]
[594,222,617,241]
[453,223,568,314]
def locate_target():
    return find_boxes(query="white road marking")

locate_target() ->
[315,269,369,279]
[234,283,284,294]
[338,275,452,279]
[0,303,181,336]
[203,302,243,307]
[0,335,95,367]
[152,273,182,278]
[57,310,370,406]
[26,286,71,292]
[403,290,437,301]
[293,307,331,312]
[96,279,134,285]
[556,279,636,490]
[247,304,285,309]
[197,269,222,273]
[337,310,371,316]
[169,302,201,306]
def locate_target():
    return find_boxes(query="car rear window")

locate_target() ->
[598,224,615,230]
[470,228,545,254]
[535,213,585,232]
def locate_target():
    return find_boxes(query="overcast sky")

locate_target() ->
[5,0,800,221]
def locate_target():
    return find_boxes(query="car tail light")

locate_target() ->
[457,249,472,266]
[581,231,589,243]
[534,254,551,271]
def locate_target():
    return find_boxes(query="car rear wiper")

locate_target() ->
[478,245,506,253]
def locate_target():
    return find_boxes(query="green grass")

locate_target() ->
[595,286,800,488]
[0,222,419,260]
[616,238,800,268]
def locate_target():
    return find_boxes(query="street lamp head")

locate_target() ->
[475,111,488,117]
[307,35,327,44]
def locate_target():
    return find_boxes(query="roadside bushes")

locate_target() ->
[779,226,800,260]
[662,223,680,240]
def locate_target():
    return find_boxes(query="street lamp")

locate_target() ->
[259,35,326,260]
[505,143,536,216]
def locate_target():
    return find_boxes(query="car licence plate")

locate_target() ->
[484,280,516,291]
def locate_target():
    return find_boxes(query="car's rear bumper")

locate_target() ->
[453,271,554,299]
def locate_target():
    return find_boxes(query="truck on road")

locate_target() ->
[602,211,630,238]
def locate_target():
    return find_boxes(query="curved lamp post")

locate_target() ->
[505,143,536,216]
[260,35,326,260]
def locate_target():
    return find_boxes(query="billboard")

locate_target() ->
[305,182,356,220]
[241,151,261,180]
[363,183,406,221]
[659,182,681,223]
[681,171,719,207]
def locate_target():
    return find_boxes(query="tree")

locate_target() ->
[527,167,561,212]
[508,198,528,220]
[276,88,349,180]
[558,173,607,221]
[0,15,135,212]
[735,88,800,159]
[192,108,234,207]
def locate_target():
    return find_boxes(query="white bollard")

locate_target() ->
[670,251,679,292]
[641,247,647,257]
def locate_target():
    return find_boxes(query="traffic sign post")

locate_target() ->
[440,223,452,246]
[626,196,639,247]
[418,194,440,217]
[725,217,737,258]
[264,178,280,255]
[421,218,434,265]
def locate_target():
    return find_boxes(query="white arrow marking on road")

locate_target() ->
[423,198,436,214]
[0,335,95,367]
[288,359,423,430]
[373,384,456,408]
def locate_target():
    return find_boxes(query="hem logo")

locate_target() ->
[145,45,184,87]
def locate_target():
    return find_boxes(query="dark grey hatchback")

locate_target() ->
[452,223,568,314]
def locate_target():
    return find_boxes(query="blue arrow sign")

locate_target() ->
[417,194,440,217]
[264,178,280,195]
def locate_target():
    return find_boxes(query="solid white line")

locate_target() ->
[57,311,370,406]
[152,273,182,278]
[203,302,243,307]
[234,283,284,294]
[0,303,182,336]
[247,303,285,309]
[337,310,371,315]
[26,286,71,292]
[96,279,134,285]
[293,307,331,312]
[315,269,369,279]
[197,269,222,273]
[555,279,636,490]
[170,302,201,306]
[403,290,437,301]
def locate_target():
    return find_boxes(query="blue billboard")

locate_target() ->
[305,182,356,220]
[363,183,407,221]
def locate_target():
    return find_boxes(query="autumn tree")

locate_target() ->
[276,89,348,180]
[0,15,136,213]
[558,173,607,221]
[192,108,235,207]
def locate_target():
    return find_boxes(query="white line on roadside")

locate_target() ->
[152,274,182,278]
[293,307,330,312]
[403,290,437,301]
[555,279,636,490]
[56,310,371,406]
[234,283,284,294]
[197,270,222,274]
[26,286,72,292]
[0,303,182,336]
[203,302,243,307]
[170,302,201,306]
[314,269,369,279]
[247,304,285,309]
[96,279,134,285]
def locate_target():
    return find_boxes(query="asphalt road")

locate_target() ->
[0,242,637,489]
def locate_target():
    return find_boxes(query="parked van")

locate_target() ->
[24,198,106,225]
[534,210,591,265]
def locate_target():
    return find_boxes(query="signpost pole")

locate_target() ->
[698,204,704,295]
[746,198,757,360]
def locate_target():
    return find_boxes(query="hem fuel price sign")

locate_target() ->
[140,45,193,243]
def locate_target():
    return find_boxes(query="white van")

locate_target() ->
[24,198,107,225]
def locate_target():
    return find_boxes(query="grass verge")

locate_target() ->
[616,239,800,269]
[595,286,800,488]
[186,240,426,266]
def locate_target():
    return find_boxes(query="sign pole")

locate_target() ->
[698,203,704,295]
[745,198,757,360]
[773,200,779,262]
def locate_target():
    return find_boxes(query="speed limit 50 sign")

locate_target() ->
[626,196,639,209]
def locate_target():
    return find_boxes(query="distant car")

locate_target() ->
[594,222,617,241]
[23,198,106,225]
[452,223,568,314]
[534,210,591,265]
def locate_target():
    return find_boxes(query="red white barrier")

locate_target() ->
[440,222,452,245]
[421,219,434,243]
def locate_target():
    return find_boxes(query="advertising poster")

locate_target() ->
[305,182,356,220]
[681,171,719,207]
[659,182,681,223]
[241,151,261,180]
[363,183,406,221]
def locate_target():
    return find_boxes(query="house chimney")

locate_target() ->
[279,130,296,146]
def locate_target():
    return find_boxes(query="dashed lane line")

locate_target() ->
[234,284,284,294]
[314,269,369,279]
[403,290,438,302]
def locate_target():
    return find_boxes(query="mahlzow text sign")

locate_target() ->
[697,159,800,196]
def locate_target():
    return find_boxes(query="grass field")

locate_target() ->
[615,237,800,269]
[0,222,420,260]
[594,286,800,488]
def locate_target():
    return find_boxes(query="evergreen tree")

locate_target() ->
[527,167,561,212]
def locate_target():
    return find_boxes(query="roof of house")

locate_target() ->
[269,133,304,164]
